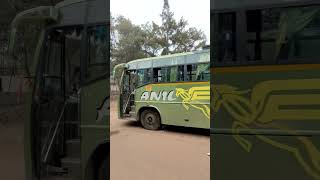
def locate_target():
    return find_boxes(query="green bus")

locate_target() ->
[8,0,109,179]
[116,49,210,130]
[211,0,320,179]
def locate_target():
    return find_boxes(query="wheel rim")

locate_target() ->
[145,113,156,126]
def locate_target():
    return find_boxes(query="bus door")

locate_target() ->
[120,70,136,117]
[32,28,67,178]
[31,26,84,179]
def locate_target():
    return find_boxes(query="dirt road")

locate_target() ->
[110,100,210,180]
[0,105,26,180]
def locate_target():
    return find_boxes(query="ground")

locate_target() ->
[110,99,210,180]
[0,105,26,180]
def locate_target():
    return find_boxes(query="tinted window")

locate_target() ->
[177,65,184,81]
[167,66,178,82]
[246,6,320,63]
[196,63,210,81]
[186,64,198,81]
[137,69,145,86]
[217,13,237,62]
[86,25,108,81]
[153,67,167,82]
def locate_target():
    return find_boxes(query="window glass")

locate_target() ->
[43,30,64,98]
[159,67,167,83]
[144,68,152,84]
[86,25,108,81]
[196,63,210,81]
[153,68,166,82]
[186,64,198,81]
[246,6,320,63]
[217,13,236,62]
[136,69,145,86]
[167,66,178,82]
[177,65,184,81]
[65,27,82,93]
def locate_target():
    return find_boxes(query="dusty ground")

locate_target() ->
[0,105,26,180]
[110,99,210,180]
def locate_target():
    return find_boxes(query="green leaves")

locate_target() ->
[111,0,207,68]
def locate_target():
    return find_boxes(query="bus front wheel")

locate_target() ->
[98,157,108,180]
[141,109,161,130]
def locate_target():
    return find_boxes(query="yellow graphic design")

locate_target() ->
[176,86,210,119]
[213,79,320,179]
[145,85,152,91]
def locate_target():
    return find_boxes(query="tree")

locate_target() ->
[111,0,207,67]
[155,0,207,55]
[111,16,148,69]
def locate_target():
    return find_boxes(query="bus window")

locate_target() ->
[86,25,108,81]
[196,63,210,81]
[167,66,178,82]
[153,68,167,82]
[43,31,63,98]
[145,68,152,83]
[137,69,145,86]
[186,64,198,81]
[177,65,184,81]
[246,6,320,63]
[217,12,236,62]
[65,27,83,94]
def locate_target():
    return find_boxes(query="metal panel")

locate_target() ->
[56,0,109,26]
[127,49,210,70]
[87,0,109,24]
[211,0,320,11]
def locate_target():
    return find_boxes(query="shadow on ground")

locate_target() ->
[122,120,210,137]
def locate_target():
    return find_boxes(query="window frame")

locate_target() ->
[212,2,320,67]
[133,62,210,88]
[83,23,109,85]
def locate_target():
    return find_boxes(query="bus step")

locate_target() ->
[46,165,68,175]
[130,105,135,111]
[61,157,80,179]
[129,111,136,117]
[66,139,80,158]
[123,114,137,121]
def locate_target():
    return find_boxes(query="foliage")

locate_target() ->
[111,0,207,70]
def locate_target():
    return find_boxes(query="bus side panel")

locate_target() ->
[80,79,109,179]
[212,134,319,179]
[135,82,210,129]
[211,67,320,180]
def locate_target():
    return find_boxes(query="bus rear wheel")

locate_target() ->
[140,109,161,130]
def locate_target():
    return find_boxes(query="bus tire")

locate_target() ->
[98,157,108,180]
[140,109,161,130]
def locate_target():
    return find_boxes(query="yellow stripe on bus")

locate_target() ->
[211,64,320,73]
[149,81,209,86]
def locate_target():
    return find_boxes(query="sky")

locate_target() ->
[111,0,210,45]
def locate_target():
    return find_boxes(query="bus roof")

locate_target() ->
[8,0,109,56]
[126,49,210,70]
[211,0,320,11]
[55,0,109,26]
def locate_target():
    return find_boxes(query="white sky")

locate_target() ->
[111,0,210,45]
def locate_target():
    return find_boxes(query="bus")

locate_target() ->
[116,49,210,130]
[211,0,320,179]
[8,0,109,179]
